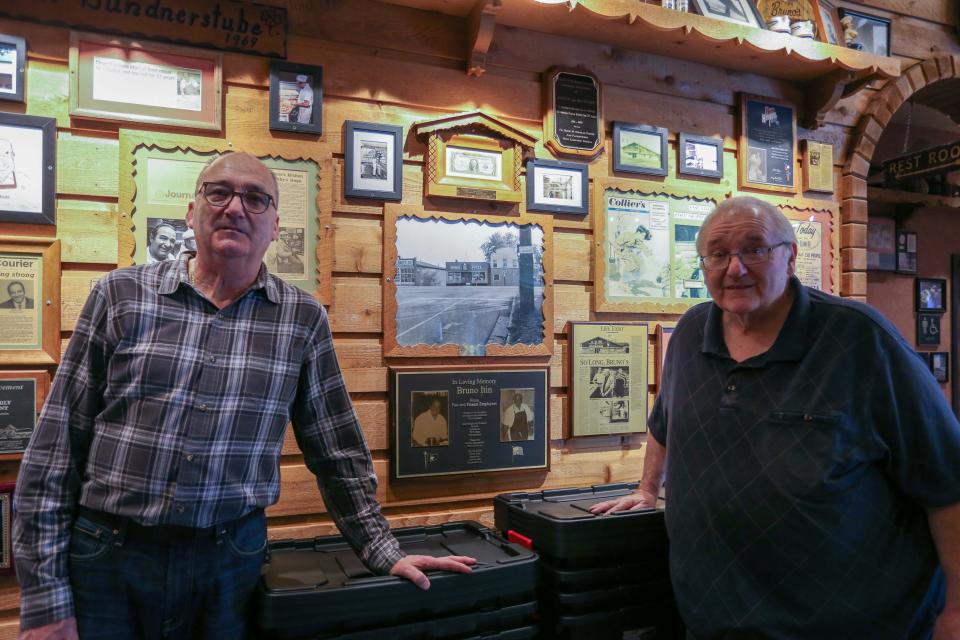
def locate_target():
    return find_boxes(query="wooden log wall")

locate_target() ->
[0,0,955,633]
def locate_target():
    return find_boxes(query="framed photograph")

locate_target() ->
[655,323,676,389]
[931,352,949,384]
[0,237,61,365]
[391,366,549,478]
[383,204,553,358]
[344,121,403,200]
[817,0,843,45]
[690,0,766,29]
[866,217,896,272]
[542,67,604,160]
[69,31,222,131]
[269,61,322,135]
[0,482,12,573]
[568,322,649,437]
[739,93,798,194]
[896,230,918,275]
[0,34,26,103]
[593,178,721,314]
[677,133,724,180]
[916,277,946,313]
[414,111,535,203]
[838,8,891,56]
[917,313,941,347]
[0,113,56,226]
[526,158,588,216]
[613,123,668,177]
[0,370,49,456]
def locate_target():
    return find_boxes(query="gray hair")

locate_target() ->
[193,152,280,207]
[696,196,796,254]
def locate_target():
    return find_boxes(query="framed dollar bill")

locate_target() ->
[391,366,549,478]
[568,322,649,437]
[0,370,49,455]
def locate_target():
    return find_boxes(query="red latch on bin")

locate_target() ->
[506,529,533,550]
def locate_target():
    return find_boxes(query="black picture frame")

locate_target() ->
[0,34,26,104]
[0,112,56,226]
[917,312,941,347]
[525,158,589,215]
[344,121,403,201]
[931,351,949,384]
[896,230,918,274]
[678,133,724,179]
[268,61,322,135]
[837,8,892,57]
[916,277,947,313]
[690,0,766,29]
[613,122,668,177]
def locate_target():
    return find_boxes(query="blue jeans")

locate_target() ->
[69,508,267,639]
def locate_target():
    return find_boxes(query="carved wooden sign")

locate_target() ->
[0,0,287,57]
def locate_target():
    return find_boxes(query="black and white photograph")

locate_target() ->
[614,123,668,176]
[445,146,502,181]
[678,133,724,179]
[500,388,535,442]
[917,312,941,347]
[0,279,34,311]
[931,352,949,384]
[747,147,767,183]
[602,399,630,424]
[393,216,545,349]
[344,121,403,200]
[410,390,449,447]
[269,227,305,276]
[838,8,891,56]
[588,366,629,398]
[0,113,56,225]
[0,35,26,103]
[691,0,766,28]
[145,217,189,264]
[526,158,588,215]
[916,277,946,313]
[269,61,322,134]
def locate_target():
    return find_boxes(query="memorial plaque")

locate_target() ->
[544,67,604,159]
[0,378,36,453]
[739,93,798,195]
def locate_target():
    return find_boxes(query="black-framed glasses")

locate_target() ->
[699,242,790,271]
[199,182,275,214]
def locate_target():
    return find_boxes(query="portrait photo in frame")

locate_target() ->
[0,112,56,225]
[739,93,798,194]
[838,8,892,56]
[0,482,12,573]
[613,123,668,177]
[0,34,26,103]
[344,121,403,200]
[931,352,949,384]
[917,312,941,347]
[678,133,724,180]
[525,158,588,216]
[916,277,947,313]
[69,31,222,131]
[0,237,61,365]
[0,370,49,456]
[269,61,322,135]
[690,0,766,29]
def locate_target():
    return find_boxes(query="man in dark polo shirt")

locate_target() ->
[593,196,960,639]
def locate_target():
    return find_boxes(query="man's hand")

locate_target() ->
[589,490,658,515]
[18,617,78,640]
[389,554,476,590]
[934,606,960,640]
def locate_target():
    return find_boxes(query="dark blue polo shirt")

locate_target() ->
[650,277,960,639]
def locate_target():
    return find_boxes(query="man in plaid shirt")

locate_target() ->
[14,153,474,639]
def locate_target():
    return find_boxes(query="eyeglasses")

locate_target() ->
[199,182,275,214]
[699,242,790,271]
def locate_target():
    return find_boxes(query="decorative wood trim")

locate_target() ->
[467,0,500,77]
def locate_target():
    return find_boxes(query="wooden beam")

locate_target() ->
[802,70,855,130]
[466,0,500,77]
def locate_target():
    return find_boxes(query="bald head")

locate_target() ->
[194,152,279,207]
[697,196,796,255]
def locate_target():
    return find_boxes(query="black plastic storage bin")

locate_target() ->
[255,521,538,640]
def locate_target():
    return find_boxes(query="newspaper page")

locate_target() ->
[571,323,649,436]
[0,254,42,348]
[792,220,822,290]
[264,168,309,280]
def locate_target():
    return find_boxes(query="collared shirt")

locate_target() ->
[650,277,960,639]
[14,255,402,630]
[411,411,448,446]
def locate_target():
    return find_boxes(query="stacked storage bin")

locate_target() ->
[255,521,538,640]
[494,482,682,639]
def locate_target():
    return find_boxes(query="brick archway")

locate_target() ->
[840,55,960,300]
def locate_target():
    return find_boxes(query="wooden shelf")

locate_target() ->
[869,187,960,210]
[381,0,901,127]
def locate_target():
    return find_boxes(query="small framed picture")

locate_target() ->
[0,112,57,226]
[917,313,941,347]
[0,482,12,573]
[525,158,588,216]
[613,123,668,177]
[915,277,946,313]
[344,121,403,201]
[931,352,949,384]
[678,133,724,180]
[896,230,918,275]
[0,34,26,103]
[690,0,766,29]
[817,0,843,45]
[838,8,891,56]
[269,61,322,134]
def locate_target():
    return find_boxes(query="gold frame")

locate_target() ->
[738,93,799,195]
[0,237,61,365]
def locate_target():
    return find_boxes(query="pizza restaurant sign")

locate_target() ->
[0,0,287,57]
[883,140,960,183]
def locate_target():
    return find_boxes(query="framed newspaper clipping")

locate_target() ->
[0,237,60,365]
[568,322,649,437]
